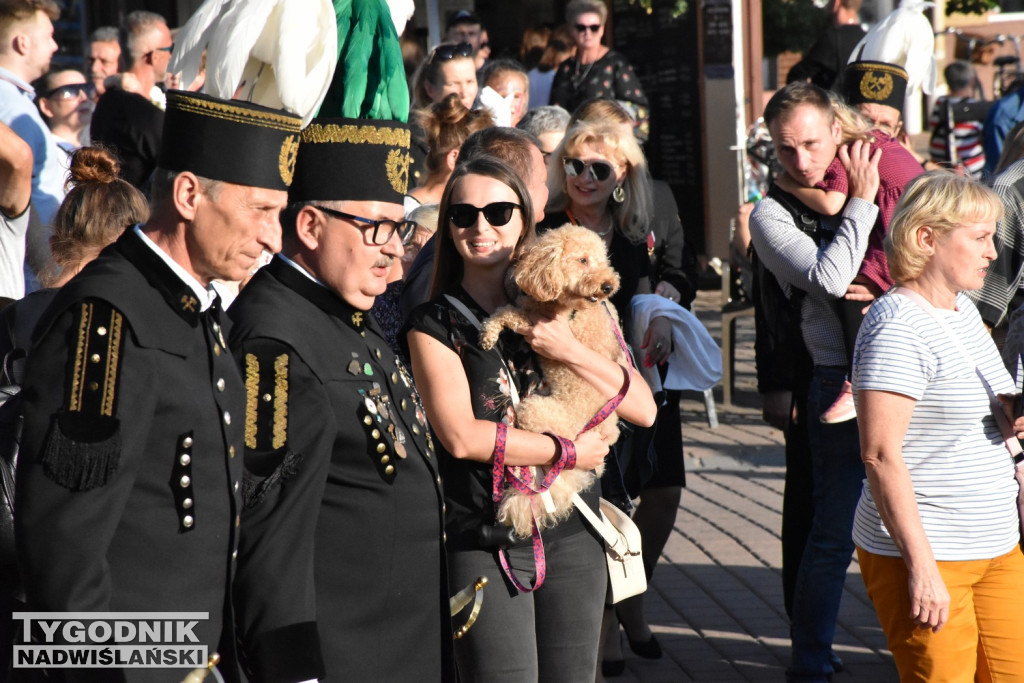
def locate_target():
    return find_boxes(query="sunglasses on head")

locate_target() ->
[448,202,521,228]
[574,23,601,33]
[429,42,473,64]
[45,82,96,100]
[563,158,615,182]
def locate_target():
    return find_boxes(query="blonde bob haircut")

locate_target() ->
[885,171,1003,284]
[547,117,654,244]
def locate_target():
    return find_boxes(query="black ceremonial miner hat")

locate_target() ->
[158,91,303,191]
[843,60,909,111]
[289,117,413,204]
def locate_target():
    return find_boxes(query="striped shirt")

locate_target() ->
[928,96,986,179]
[852,292,1020,560]
[750,195,878,367]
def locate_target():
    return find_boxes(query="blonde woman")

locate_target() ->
[854,171,1024,680]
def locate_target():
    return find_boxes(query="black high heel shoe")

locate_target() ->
[626,633,662,659]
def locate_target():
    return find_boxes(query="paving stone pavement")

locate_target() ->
[609,291,898,682]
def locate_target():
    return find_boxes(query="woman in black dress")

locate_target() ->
[549,0,650,143]
[407,156,655,682]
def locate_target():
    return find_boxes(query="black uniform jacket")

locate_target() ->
[228,257,453,683]
[16,228,245,682]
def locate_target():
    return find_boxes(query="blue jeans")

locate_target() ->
[787,366,865,682]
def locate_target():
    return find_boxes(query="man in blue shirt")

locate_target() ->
[0,0,63,295]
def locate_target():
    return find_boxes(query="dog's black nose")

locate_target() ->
[601,283,613,294]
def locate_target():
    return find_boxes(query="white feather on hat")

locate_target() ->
[169,0,338,125]
[850,0,937,95]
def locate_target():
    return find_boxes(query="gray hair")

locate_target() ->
[88,25,118,44]
[517,105,570,138]
[121,10,167,64]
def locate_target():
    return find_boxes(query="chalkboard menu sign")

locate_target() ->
[612,0,706,253]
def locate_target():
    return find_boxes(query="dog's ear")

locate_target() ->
[516,232,565,301]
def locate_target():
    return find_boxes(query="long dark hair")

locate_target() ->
[430,156,536,299]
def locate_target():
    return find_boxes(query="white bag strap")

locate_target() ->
[571,492,620,548]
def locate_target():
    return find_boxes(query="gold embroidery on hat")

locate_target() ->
[279,134,299,185]
[272,354,289,450]
[860,71,894,101]
[101,310,123,417]
[300,123,411,148]
[245,353,259,449]
[168,92,302,132]
[385,149,412,194]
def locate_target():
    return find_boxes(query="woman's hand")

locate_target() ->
[654,280,681,304]
[572,430,610,471]
[641,315,672,367]
[520,313,578,362]
[841,139,882,202]
[907,563,950,632]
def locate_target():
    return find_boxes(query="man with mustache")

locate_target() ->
[228,118,452,682]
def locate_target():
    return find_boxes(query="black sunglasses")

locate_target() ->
[312,205,418,246]
[44,82,96,100]
[448,202,521,229]
[563,157,615,182]
[429,42,473,64]
[574,23,601,33]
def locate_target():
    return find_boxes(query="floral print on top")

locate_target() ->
[549,50,650,143]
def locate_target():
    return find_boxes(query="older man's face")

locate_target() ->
[769,103,841,189]
[308,201,406,310]
[188,182,287,284]
[857,102,902,138]
[88,40,121,87]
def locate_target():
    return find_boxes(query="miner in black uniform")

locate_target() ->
[229,118,453,682]
[15,90,302,681]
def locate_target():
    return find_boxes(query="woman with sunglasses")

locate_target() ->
[406,156,656,682]
[413,42,479,112]
[549,0,650,143]
[33,69,95,158]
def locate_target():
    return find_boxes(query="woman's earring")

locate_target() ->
[612,185,625,203]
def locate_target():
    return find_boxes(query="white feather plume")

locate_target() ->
[168,0,232,90]
[169,0,337,125]
[850,0,937,94]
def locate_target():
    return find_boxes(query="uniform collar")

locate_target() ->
[267,255,372,334]
[116,227,218,327]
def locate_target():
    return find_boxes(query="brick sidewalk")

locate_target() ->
[610,291,898,682]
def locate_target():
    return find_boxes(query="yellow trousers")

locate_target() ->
[857,545,1024,682]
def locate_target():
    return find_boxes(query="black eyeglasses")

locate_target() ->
[563,157,616,182]
[448,202,521,228]
[313,206,418,245]
[44,82,96,100]
[428,42,473,64]
[574,23,601,33]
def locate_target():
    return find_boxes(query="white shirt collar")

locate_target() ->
[278,253,325,287]
[133,225,217,311]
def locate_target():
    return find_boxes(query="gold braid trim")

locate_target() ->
[69,302,92,412]
[244,353,259,449]
[100,310,123,417]
[300,123,411,148]
[272,354,289,450]
[168,93,302,132]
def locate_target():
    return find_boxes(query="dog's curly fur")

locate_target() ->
[480,224,625,537]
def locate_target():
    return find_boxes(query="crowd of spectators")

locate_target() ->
[3,0,1024,681]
